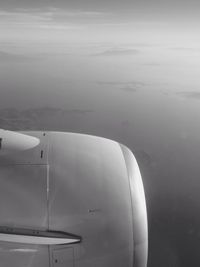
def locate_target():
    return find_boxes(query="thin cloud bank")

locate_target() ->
[61,109,94,115]
[177,91,200,100]
[0,8,111,28]
[120,86,137,93]
[97,80,146,86]
[97,80,146,93]
[94,48,140,56]
[0,51,31,62]
[143,62,161,66]
[0,7,114,42]
[170,47,200,52]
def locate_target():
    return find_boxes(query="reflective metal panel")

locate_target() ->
[0,130,40,155]
[0,131,50,267]
[0,164,48,229]
[0,131,48,165]
[52,247,74,267]
[48,133,133,267]
[0,242,49,267]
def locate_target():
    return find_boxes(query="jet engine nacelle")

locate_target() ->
[0,131,148,267]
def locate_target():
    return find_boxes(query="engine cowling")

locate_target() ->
[0,131,148,267]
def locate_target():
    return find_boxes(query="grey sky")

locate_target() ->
[1,0,200,11]
[1,6,199,45]
[0,0,200,23]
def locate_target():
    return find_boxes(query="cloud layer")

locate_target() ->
[0,51,32,62]
[94,48,140,56]
[177,92,200,100]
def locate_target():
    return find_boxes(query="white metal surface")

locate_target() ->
[0,129,40,154]
[0,233,80,245]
